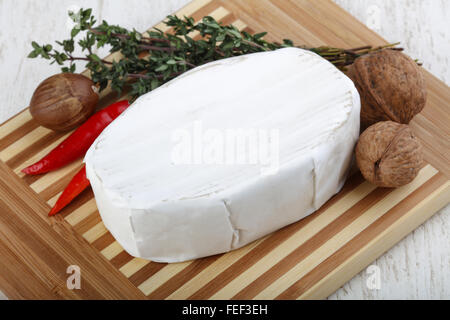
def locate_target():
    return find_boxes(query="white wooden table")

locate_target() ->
[0,0,448,300]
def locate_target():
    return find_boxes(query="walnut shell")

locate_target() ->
[348,49,427,130]
[30,73,98,132]
[356,121,423,188]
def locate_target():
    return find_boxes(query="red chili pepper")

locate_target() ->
[22,100,130,175]
[49,165,90,216]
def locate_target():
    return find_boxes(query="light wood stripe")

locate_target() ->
[47,192,62,207]
[120,258,151,278]
[101,241,124,260]
[0,121,40,154]
[138,261,192,296]
[297,176,450,300]
[83,221,108,244]
[252,166,438,299]
[6,132,66,170]
[64,198,97,226]
[0,109,32,140]
[0,126,52,162]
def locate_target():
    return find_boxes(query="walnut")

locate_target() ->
[30,73,98,132]
[347,49,427,130]
[356,121,424,188]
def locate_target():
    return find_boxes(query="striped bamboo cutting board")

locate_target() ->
[0,0,449,300]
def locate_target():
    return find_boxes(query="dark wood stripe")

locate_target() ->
[147,254,221,299]
[188,173,365,300]
[91,232,116,252]
[0,120,39,151]
[110,250,134,269]
[22,172,44,186]
[73,211,102,235]
[129,262,167,287]
[275,172,446,299]
[6,131,66,170]
[38,164,85,201]
[232,185,392,299]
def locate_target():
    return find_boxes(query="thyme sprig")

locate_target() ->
[29,8,402,101]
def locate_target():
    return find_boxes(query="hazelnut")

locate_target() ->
[30,73,99,132]
[356,121,424,188]
[348,49,427,129]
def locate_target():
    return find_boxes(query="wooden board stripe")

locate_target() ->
[64,198,97,225]
[0,126,52,162]
[0,109,31,137]
[120,258,151,278]
[0,110,35,146]
[101,241,124,260]
[72,211,102,235]
[138,261,193,296]
[129,262,167,287]
[47,192,61,207]
[83,221,108,244]
[6,131,65,170]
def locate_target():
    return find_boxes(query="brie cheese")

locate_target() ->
[85,48,360,263]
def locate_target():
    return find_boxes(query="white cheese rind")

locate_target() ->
[85,48,360,263]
